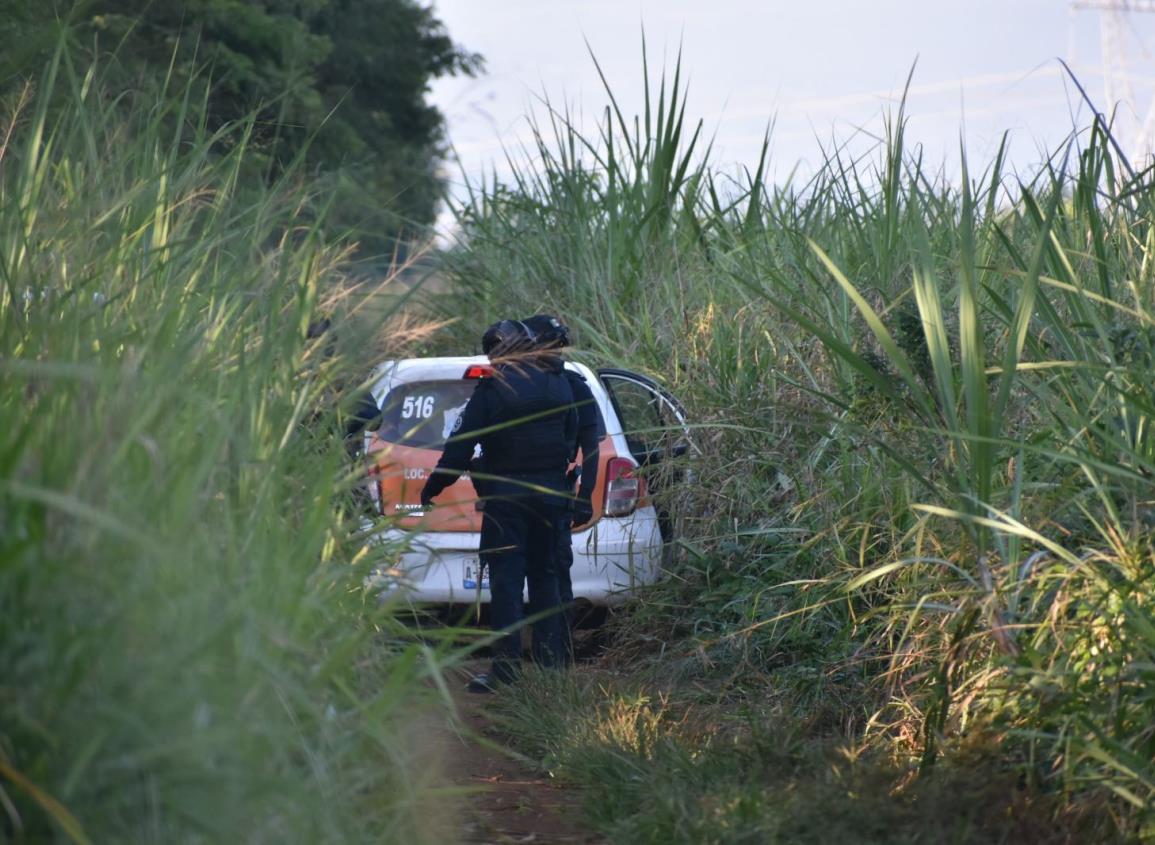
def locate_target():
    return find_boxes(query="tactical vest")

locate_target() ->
[482,366,575,475]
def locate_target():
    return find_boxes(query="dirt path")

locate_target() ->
[439,661,603,845]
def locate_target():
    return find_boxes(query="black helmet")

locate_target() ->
[481,319,535,357]
[520,314,570,349]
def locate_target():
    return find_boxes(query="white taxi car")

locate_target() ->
[363,357,689,607]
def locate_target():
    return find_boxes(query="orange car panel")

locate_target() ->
[367,432,625,532]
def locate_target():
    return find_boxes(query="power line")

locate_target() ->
[1074,1,1155,12]
[1072,0,1155,162]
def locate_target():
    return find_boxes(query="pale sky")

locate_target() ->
[429,1,1155,214]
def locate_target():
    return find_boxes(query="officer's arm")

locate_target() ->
[420,388,486,504]
[575,422,600,503]
[570,378,600,502]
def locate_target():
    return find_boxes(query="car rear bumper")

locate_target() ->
[364,512,663,606]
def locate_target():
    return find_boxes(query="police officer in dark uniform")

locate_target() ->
[521,314,601,664]
[419,320,577,692]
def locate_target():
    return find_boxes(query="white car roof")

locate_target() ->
[375,355,486,382]
[371,356,594,398]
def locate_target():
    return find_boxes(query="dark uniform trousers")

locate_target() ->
[481,474,569,684]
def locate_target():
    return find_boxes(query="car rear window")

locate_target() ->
[378,380,478,449]
[377,372,608,450]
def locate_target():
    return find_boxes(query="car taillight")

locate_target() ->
[463,364,493,379]
[603,457,643,517]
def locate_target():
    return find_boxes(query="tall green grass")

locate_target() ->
[1,49,454,842]
[439,50,1155,834]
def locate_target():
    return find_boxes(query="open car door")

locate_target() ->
[597,368,694,541]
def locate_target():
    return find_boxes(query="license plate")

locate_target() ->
[462,557,489,591]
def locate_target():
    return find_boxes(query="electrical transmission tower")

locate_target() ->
[1073,0,1155,164]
